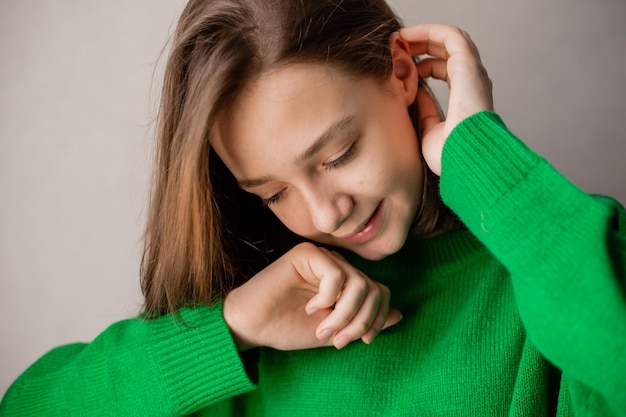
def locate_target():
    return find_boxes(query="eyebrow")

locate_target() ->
[237,115,355,189]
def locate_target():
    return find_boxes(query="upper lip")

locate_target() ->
[338,203,379,239]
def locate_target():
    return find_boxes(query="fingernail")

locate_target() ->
[362,331,377,345]
[334,336,350,350]
[318,329,333,341]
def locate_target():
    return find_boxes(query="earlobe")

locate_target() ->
[388,32,418,105]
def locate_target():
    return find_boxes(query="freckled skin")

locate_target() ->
[213,64,422,260]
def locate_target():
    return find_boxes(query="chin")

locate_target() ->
[351,232,407,261]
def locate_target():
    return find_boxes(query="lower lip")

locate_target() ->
[342,201,384,244]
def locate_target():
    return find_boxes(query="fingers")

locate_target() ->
[416,86,442,135]
[399,23,479,59]
[304,247,366,316]
[314,268,397,349]
[359,286,390,345]
[290,243,401,350]
[297,245,346,314]
[364,307,403,344]
[317,275,382,348]
[404,40,450,61]
[399,24,484,87]
[317,269,369,334]
[416,58,448,83]
[402,22,493,152]
[330,291,402,350]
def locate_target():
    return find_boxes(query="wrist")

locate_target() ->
[223,291,258,352]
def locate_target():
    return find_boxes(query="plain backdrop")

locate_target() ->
[1,0,625,397]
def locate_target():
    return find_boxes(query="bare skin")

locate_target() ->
[222,24,494,352]
[224,243,400,351]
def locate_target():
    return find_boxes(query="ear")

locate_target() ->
[388,31,418,106]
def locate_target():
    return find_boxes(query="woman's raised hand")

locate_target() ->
[399,23,494,175]
[223,242,402,351]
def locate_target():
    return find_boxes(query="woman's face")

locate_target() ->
[213,63,423,260]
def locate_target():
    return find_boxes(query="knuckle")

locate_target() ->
[354,277,369,292]
[458,28,473,42]
[329,250,346,261]
[369,322,383,336]
[346,320,371,337]
[378,283,391,296]
[295,241,318,253]
[369,312,384,328]
[326,265,345,282]
[335,317,352,330]
[452,26,464,37]
[330,312,352,328]
[354,320,371,335]
[372,283,389,301]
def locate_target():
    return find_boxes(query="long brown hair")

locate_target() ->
[141,0,456,317]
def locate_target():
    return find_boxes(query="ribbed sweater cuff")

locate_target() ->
[150,304,255,414]
[438,111,610,253]
[440,111,543,226]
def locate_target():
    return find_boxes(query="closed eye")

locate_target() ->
[262,138,358,206]
[323,142,357,170]
[261,189,285,207]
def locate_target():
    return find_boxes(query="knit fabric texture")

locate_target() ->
[2,111,625,416]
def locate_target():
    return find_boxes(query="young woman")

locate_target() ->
[2,0,625,416]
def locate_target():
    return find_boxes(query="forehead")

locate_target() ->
[212,64,370,176]
[227,63,356,131]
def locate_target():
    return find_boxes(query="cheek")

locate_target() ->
[356,150,402,191]
[272,203,314,236]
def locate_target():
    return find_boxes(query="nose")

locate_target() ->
[300,183,352,234]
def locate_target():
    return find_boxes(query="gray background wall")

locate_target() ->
[1,0,624,397]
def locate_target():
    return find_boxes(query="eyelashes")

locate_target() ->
[323,142,356,170]
[262,192,284,207]
[262,141,358,207]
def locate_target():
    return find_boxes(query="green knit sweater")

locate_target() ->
[2,112,625,416]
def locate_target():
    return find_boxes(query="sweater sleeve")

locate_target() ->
[439,111,626,414]
[0,304,255,416]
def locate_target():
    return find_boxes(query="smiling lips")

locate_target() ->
[340,201,384,243]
